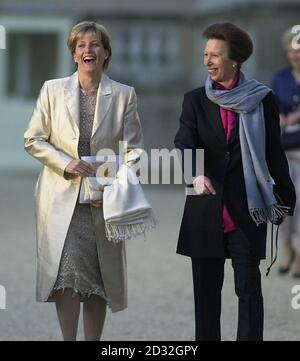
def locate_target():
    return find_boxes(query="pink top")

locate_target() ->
[213,74,239,233]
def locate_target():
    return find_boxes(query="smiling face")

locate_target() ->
[74,31,108,75]
[204,38,238,87]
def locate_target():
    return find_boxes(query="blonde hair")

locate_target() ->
[67,21,112,70]
[282,27,295,50]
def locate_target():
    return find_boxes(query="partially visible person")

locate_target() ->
[272,28,300,277]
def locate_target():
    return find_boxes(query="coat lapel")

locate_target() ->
[63,72,113,140]
[230,118,240,145]
[92,73,113,139]
[201,94,227,147]
[64,72,80,137]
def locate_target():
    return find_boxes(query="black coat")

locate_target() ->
[174,87,296,259]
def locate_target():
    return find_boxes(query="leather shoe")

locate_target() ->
[278,265,291,274]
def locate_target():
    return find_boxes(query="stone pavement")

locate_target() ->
[0,171,300,341]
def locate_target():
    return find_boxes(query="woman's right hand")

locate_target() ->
[286,110,300,126]
[193,175,216,195]
[65,159,95,177]
[90,200,103,208]
[279,114,287,128]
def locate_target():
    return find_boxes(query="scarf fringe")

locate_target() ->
[249,203,290,226]
[105,212,157,243]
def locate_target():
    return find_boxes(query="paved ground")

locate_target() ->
[1,170,300,341]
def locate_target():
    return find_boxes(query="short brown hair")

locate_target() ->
[203,22,253,67]
[67,21,112,70]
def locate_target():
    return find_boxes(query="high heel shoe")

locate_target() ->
[291,252,300,278]
[278,265,291,274]
[278,250,295,275]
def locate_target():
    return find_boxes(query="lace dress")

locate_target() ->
[50,88,109,302]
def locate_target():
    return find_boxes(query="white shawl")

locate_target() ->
[103,165,156,242]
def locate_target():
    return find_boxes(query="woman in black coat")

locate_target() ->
[174,22,296,341]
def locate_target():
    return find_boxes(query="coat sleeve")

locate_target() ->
[264,91,296,215]
[122,87,144,167]
[24,81,73,178]
[174,92,203,184]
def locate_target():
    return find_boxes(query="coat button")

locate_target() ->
[225,151,230,160]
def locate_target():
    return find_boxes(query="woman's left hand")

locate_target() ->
[90,200,102,208]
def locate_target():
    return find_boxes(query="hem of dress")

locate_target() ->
[48,286,110,304]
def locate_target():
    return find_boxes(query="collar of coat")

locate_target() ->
[199,87,239,149]
[64,71,113,139]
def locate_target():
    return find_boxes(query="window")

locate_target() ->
[6,32,58,99]
[111,24,180,89]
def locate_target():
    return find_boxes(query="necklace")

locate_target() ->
[80,87,98,94]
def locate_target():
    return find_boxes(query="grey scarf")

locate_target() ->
[205,71,289,226]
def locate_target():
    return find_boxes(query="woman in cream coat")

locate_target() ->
[24,21,143,340]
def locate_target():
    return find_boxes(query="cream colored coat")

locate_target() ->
[24,72,143,312]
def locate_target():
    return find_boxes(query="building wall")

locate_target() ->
[0,1,299,170]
